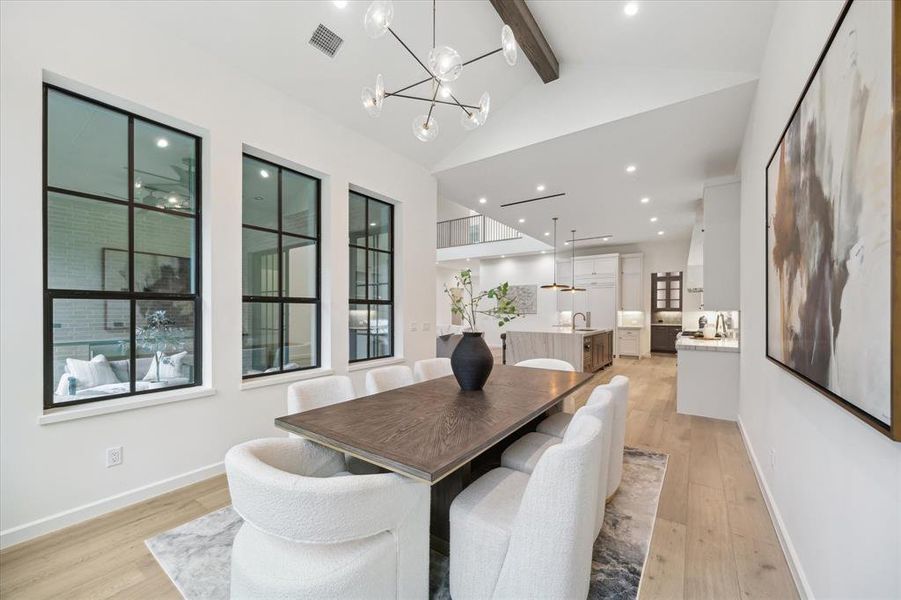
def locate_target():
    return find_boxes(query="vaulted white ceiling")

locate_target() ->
[133,0,775,246]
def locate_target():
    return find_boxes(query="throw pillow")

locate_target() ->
[142,351,188,381]
[65,355,119,390]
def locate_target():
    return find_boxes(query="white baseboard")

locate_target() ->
[0,461,224,550]
[736,417,813,599]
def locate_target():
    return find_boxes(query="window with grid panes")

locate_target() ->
[241,154,321,378]
[348,192,394,362]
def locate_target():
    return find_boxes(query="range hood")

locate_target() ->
[686,203,704,293]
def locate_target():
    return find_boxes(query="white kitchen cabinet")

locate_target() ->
[617,328,640,357]
[619,254,642,311]
[701,179,740,309]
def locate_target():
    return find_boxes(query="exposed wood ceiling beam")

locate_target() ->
[488,0,559,83]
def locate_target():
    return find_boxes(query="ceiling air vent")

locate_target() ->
[309,24,343,58]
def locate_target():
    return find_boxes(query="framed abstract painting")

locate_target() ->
[765,0,900,440]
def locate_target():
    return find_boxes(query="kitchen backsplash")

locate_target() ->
[682,310,740,337]
[652,310,682,325]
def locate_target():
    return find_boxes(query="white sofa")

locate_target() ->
[54,353,192,400]
[226,437,430,600]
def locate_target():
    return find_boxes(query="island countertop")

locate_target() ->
[675,336,740,353]
[505,326,613,337]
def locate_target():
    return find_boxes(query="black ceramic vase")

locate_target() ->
[450,331,494,391]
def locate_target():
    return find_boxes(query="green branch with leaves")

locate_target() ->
[444,269,522,331]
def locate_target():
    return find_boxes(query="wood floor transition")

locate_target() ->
[0,354,798,599]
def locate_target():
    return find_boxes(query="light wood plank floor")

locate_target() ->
[0,354,798,599]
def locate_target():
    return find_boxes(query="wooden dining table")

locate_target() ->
[274,364,594,550]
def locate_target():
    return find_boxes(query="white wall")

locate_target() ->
[436,197,474,222]
[0,2,437,547]
[738,1,901,598]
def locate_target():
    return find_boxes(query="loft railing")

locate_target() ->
[436,214,521,249]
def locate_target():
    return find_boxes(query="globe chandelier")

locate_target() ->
[361,0,518,142]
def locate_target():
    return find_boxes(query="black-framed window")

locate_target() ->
[241,154,321,378]
[43,85,202,409]
[349,192,394,362]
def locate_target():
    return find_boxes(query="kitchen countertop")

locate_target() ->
[505,327,613,337]
[618,325,643,330]
[675,336,740,353]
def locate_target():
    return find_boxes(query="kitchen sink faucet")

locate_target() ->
[573,312,591,329]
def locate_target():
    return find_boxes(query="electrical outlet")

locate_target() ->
[106,446,123,468]
[769,448,776,471]
[422,322,431,332]
[410,321,418,332]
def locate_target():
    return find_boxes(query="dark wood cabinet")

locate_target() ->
[585,331,614,371]
[651,271,683,313]
[651,325,680,353]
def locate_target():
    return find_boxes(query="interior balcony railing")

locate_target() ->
[437,214,521,249]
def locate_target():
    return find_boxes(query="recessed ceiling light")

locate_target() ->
[260,169,269,178]
[518,218,525,223]
[641,197,650,204]
[466,258,471,262]
[625,164,637,173]
[541,250,547,254]
[156,138,169,148]
[370,221,377,226]
[501,255,506,258]
[657,230,665,235]
[536,184,545,192]
[479,197,487,204]
[544,231,550,236]
[623,2,639,17]
[333,0,348,7]
[564,241,570,245]
[602,237,610,242]
[650,216,658,222]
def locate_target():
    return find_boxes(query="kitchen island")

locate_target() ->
[504,327,614,373]
[676,335,740,420]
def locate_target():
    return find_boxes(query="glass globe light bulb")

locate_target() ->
[412,114,439,142]
[361,86,381,117]
[364,0,394,39]
[428,46,463,82]
[477,91,491,124]
[501,24,518,66]
[460,110,481,131]
[375,73,385,105]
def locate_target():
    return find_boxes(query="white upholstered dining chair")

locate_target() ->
[538,375,630,498]
[501,389,614,539]
[449,411,606,600]
[226,437,430,600]
[364,364,414,394]
[287,375,355,414]
[286,375,381,475]
[413,357,453,382]
[514,358,575,371]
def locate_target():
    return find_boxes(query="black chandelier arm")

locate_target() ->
[384,92,479,110]
[464,47,503,66]
[447,92,474,117]
[387,27,434,80]
[426,80,440,122]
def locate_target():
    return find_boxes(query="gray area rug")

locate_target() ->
[147,447,667,600]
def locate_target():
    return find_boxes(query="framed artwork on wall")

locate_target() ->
[508,284,538,315]
[765,0,900,440]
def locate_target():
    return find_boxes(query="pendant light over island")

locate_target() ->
[540,217,571,291]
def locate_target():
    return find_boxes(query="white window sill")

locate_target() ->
[346,356,406,372]
[241,368,335,391]
[38,386,217,426]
